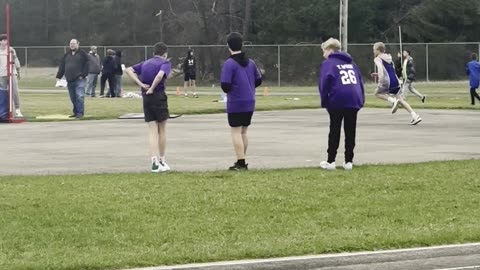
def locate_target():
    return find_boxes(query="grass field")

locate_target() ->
[1,160,479,270]
[17,81,479,121]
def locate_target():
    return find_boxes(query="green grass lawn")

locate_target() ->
[18,82,479,121]
[1,160,480,270]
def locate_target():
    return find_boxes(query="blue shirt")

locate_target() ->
[467,60,480,88]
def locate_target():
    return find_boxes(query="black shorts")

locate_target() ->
[143,92,169,122]
[228,112,254,127]
[184,72,196,81]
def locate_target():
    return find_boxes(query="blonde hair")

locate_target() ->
[373,42,386,53]
[321,38,341,51]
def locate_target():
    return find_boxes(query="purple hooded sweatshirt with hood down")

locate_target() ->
[319,52,365,110]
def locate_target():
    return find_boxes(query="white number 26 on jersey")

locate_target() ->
[340,70,357,85]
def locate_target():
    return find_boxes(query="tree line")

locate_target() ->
[0,0,478,46]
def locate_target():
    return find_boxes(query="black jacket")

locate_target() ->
[404,57,416,81]
[56,50,89,82]
[102,55,117,75]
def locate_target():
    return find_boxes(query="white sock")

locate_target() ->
[387,96,396,104]
[160,156,166,162]
[410,111,418,118]
[151,156,159,164]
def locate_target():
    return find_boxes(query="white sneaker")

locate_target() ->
[159,160,171,172]
[410,115,422,125]
[320,161,336,170]
[151,157,161,173]
[391,98,400,114]
[343,162,353,171]
[15,109,23,117]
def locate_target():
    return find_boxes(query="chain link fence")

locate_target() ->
[13,43,480,88]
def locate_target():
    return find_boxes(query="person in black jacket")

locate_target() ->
[56,39,89,118]
[400,50,426,103]
[100,49,117,98]
[114,50,123,97]
[183,49,198,98]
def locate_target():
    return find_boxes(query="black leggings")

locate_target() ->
[470,88,480,105]
[327,109,358,163]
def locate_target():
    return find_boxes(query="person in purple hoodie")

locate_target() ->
[221,32,262,171]
[319,38,365,171]
[125,42,172,173]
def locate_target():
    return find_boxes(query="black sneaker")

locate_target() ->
[421,96,426,103]
[229,162,248,171]
[68,114,76,118]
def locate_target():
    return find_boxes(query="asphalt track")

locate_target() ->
[1,108,479,175]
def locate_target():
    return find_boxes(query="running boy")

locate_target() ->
[466,53,480,106]
[220,32,262,171]
[125,42,172,172]
[401,49,426,102]
[319,38,365,171]
[372,42,422,125]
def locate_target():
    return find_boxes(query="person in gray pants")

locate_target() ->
[400,50,426,103]
[86,46,101,97]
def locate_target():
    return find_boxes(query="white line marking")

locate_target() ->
[433,266,480,270]
[124,242,480,270]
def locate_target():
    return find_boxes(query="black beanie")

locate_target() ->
[227,32,243,51]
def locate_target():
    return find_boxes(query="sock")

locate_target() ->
[387,96,396,103]
[151,156,159,164]
[237,159,246,166]
[160,156,165,162]
[410,111,418,118]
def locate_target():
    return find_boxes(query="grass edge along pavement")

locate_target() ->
[1,160,480,270]
[17,90,480,122]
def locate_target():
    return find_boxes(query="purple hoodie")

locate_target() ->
[221,53,262,113]
[319,52,365,110]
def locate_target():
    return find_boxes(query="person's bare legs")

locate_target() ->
[148,121,160,157]
[231,127,245,160]
[241,126,248,155]
[183,81,189,96]
[157,120,167,159]
[192,80,197,97]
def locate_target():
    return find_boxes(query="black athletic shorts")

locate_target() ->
[184,72,196,81]
[228,111,254,127]
[143,92,169,122]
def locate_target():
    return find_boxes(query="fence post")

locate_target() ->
[144,46,148,61]
[24,47,28,77]
[425,43,429,82]
[478,43,480,63]
[277,45,281,87]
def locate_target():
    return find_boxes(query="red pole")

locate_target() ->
[6,3,13,120]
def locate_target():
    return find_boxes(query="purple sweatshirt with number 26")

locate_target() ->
[221,53,262,113]
[319,52,365,110]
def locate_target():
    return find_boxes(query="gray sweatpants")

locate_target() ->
[0,76,20,109]
[402,80,423,100]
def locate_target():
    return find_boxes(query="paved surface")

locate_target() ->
[124,243,480,270]
[1,108,479,175]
